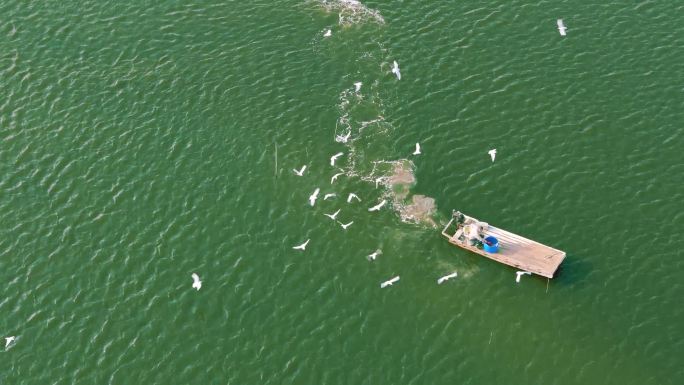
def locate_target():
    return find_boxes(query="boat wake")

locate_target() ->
[316,0,385,26]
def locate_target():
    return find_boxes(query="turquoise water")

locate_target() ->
[1,1,683,384]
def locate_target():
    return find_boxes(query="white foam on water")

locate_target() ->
[316,0,385,26]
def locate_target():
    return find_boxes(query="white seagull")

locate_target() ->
[335,131,351,143]
[413,143,421,155]
[330,152,344,166]
[339,221,354,230]
[437,272,458,285]
[5,336,15,348]
[391,60,401,80]
[293,239,310,251]
[354,81,362,92]
[380,276,400,288]
[557,19,567,36]
[330,172,344,184]
[323,210,340,221]
[191,273,202,291]
[293,165,307,176]
[309,188,320,206]
[347,193,361,203]
[368,199,387,212]
[515,271,532,283]
[324,209,341,220]
[367,249,382,261]
[324,193,336,200]
[488,149,497,162]
[324,29,332,37]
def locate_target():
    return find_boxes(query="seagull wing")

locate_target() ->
[191,273,202,290]
[369,200,386,211]
[309,188,320,206]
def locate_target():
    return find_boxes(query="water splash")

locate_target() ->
[317,0,385,26]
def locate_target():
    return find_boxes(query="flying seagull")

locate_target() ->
[330,172,344,184]
[380,276,400,288]
[516,271,532,283]
[335,131,351,143]
[367,249,382,261]
[293,239,310,251]
[437,272,458,285]
[324,29,332,37]
[347,193,361,203]
[324,209,341,220]
[354,81,362,92]
[330,152,344,166]
[368,199,387,212]
[309,188,320,206]
[391,60,401,80]
[413,143,421,155]
[5,336,15,348]
[293,165,307,176]
[324,193,336,200]
[191,273,202,291]
[488,149,497,162]
[339,221,354,230]
[557,19,567,36]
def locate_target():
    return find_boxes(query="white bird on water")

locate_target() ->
[293,239,310,251]
[347,193,361,203]
[5,336,15,348]
[488,149,497,162]
[335,131,351,143]
[354,81,362,92]
[324,29,332,37]
[330,172,344,184]
[293,165,307,176]
[557,19,567,36]
[516,271,532,283]
[330,152,344,166]
[324,193,336,200]
[367,249,382,261]
[380,276,400,288]
[292,239,311,251]
[437,272,458,285]
[368,199,387,212]
[309,188,320,206]
[191,273,202,291]
[391,60,401,80]
[324,209,341,220]
[413,143,421,155]
[339,221,354,230]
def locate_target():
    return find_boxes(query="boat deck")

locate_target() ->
[441,213,566,278]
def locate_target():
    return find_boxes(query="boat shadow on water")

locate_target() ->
[550,254,592,286]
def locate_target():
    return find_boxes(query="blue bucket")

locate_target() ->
[483,236,499,253]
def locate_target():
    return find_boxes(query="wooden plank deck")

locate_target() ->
[441,213,566,278]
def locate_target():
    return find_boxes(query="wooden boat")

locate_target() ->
[441,211,566,278]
